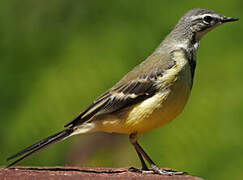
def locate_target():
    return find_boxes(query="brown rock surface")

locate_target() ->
[0,166,204,180]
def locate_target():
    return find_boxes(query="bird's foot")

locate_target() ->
[151,165,186,175]
[129,166,186,175]
[129,167,154,174]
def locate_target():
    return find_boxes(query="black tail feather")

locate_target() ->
[6,128,73,167]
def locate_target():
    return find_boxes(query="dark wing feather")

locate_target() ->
[101,79,156,113]
[64,59,176,128]
[65,73,159,128]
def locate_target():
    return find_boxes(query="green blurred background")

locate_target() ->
[0,0,242,179]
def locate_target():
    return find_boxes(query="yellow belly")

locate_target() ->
[95,64,192,134]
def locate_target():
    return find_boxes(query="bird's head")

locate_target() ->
[170,8,239,43]
[181,8,239,41]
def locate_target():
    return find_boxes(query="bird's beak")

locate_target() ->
[222,16,239,23]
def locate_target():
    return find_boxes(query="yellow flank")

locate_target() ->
[95,50,192,134]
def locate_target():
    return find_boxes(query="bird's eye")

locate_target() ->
[203,16,213,24]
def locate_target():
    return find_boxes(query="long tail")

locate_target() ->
[6,128,74,167]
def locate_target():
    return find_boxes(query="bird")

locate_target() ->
[6,8,238,175]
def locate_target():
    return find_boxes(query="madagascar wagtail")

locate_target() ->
[7,8,238,175]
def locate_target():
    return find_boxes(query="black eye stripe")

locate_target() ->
[191,19,202,24]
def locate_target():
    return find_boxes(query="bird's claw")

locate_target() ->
[129,167,154,174]
[129,166,186,175]
[151,165,186,175]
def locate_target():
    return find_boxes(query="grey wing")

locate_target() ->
[64,54,176,128]
[64,71,163,128]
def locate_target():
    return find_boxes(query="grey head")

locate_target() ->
[157,8,238,81]
[163,8,239,49]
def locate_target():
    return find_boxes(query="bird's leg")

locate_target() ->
[134,141,184,175]
[128,147,151,173]
[129,133,152,173]
[129,133,184,175]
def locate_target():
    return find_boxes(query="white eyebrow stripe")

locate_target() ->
[190,14,219,21]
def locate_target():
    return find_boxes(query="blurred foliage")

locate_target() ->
[0,0,242,179]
